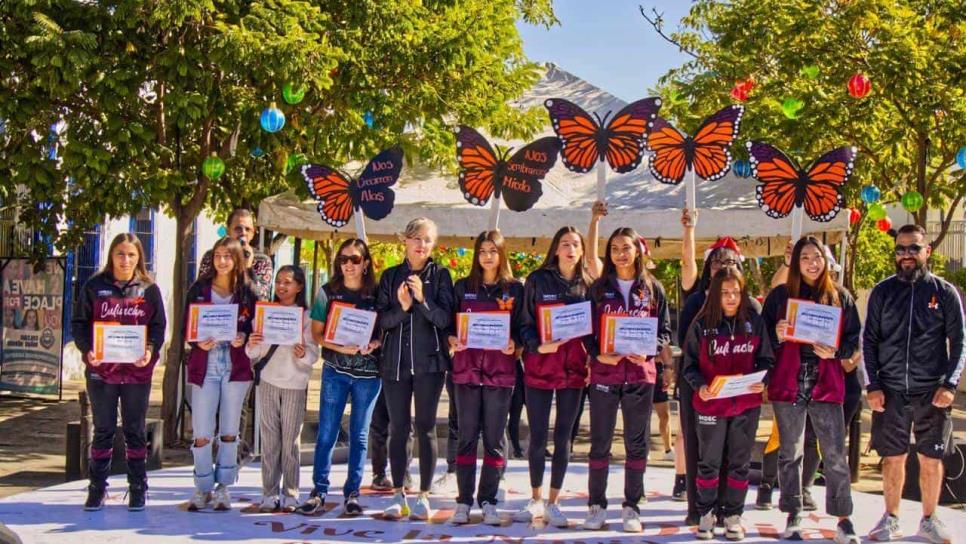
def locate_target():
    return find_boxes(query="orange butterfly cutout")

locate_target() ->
[646,105,744,184]
[496,297,514,311]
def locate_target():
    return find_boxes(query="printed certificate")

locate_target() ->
[784,298,842,348]
[187,303,239,342]
[707,370,768,399]
[457,311,511,350]
[600,315,658,356]
[93,322,146,363]
[323,302,377,348]
[538,301,593,343]
[254,303,304,346]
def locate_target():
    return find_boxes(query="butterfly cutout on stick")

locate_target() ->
[301,147,403,240]
[545,97,662,199]
[455,126,562,229]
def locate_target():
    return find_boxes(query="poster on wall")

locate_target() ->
[0,258,65,397]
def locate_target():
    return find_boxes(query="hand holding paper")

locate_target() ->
[706,370,768,399]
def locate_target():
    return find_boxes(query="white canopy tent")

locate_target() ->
[259,64,849,259]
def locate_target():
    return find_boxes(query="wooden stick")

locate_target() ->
[597,159,607,201]
[489,196,501,231]
[353,210,367,243]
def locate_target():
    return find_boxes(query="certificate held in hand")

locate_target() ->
[323,302,377,349]
[538,301,593,343]
[254,303,304,346]
[93,322,147,363]
[784,298,842,349]
[600,315,658,357]
[457,312,511,350]
[187,303,239,342]
[707,370,768,399]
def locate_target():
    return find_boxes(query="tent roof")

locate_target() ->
[259,64,848,258]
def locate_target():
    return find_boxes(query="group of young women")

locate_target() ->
[73,206,864,543]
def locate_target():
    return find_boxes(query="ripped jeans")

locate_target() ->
[190,344,252,492]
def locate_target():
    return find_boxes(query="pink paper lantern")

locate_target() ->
[848,73,871,98]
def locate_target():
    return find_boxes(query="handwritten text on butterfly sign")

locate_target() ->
[357,173,397,189]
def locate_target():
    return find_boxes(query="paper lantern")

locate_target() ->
[733,159,752,178]
[363,111,375,128]
[449,258,458,268]
[867,202,887,221]
[860,185,881,204]
[731,85,749,102]
[801,65,820,80]
[260,102,285,133]
[848,73,871,98]
[957,146,966,170]
[848,208,861,226]
[782,98,804,119]
[877,217,892,232]
[250,146,265,159]
[457,247,466,257]
[202,153,225,179]
[282,83,306,105]
[217,226,227,237]
[901,191,924,212]
[285,152,307,174]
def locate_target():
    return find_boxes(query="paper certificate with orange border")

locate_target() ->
[538,301,593,343]
[187,303,238,342]
[600,315,658,356]
[93,322,146,363]
[254,302,304,346]
[457,311,510,350]
[784,298,842,349]
[707,370,768,399]
[323,302,377,348]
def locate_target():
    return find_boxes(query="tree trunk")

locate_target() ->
[160,209,195,446]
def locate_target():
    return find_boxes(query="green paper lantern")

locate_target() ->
[202,152,225,179]
[801,65,819,80]
[285,152,307,174]
[282,83,306,105]
[901,191,924,212]
[782,98,804,119]
[867,202,887,221]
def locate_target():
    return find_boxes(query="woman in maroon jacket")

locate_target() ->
[682,267,773,540]
[513,226,595,527]
[446,230,524,525]
[582,228,671,533]
[71,233,167,512]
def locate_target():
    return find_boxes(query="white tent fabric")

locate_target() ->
[259,64,848,258]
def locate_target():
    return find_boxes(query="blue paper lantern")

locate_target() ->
[0,119,6,135]
[860,185,881,204]
[217,226,228,237]
[957,146,966,170]
[457,247,466,257]
[260,102,285,133]
[734,159,752,178]
[363,111,374,128]
[250,146,265,159]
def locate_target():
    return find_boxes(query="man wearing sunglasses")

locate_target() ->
[864,224,963,543]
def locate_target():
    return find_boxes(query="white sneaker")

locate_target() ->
[431,472,456,495]
[513,498,544,523]
[410,493,433,521]
[621,506,642,533]
[187,489,211,512]
[697,511,715,540]
[545,502,569,528]
[482,501,501,525]
[450,503,471,525]
[582,505,607,530]
[917,516,952,544]
[383,492,410,520]
[212,485,231,511]
[724,514,745,541]
[869,513,903,541]
[258,495,279,512]
[280,496,299,513]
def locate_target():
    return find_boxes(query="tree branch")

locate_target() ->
[639,5,701,60]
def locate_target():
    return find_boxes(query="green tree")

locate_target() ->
[1,0,555,443]
[641,0,966,290]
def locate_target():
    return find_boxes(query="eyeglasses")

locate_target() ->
[894,244,924,256]
[711,259,738,267]
[337,255,364,266]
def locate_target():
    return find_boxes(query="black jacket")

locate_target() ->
[377,258,455,381]
[863,271,965,394]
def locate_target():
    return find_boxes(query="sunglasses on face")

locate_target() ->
[337,255,364,266]
[894,244,924,256]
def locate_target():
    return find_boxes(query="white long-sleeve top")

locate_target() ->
[245,308,318,390]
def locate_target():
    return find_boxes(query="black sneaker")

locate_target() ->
[84,484,106,511]
[755,483,774,510]
[835,518,860,544]
[511,447,525,459]
[371,474,393,491]
[295,490,326,516]
[802,489,817,512]
[344,493,363,516]
[672,476,687,502]
[128,483,146,511]
[783,513,804,540]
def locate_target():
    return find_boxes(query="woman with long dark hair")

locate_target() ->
[762,236,861,543]
[184,237,258,512]
[71,233,166,511]
[581,228,670,532]
[682,267,773,540]
[513,226,594,528]
[297,239,382,516]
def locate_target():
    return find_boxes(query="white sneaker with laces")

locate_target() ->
[431,472,456,495]
[917,516,951,544]
[383,492,410,520]
[513,498,544,523]
[410,494,433,521]
[212,485,231,511]
[868,513,902,541]
[280,496,299,513]
[697,511,716,540]
[545,502,569,528]
[450,503,471,524]
[621,506,642,533]
[187,489,211,512]
[582,505,607,530]
[482,501,501,525]
[724,514,745,541]
[258,495,279,512]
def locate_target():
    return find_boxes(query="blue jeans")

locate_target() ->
[311,366,381,497]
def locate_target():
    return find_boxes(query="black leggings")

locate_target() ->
[507,361,526,453]
[383,372,445,492]
[446,374,458,473]
[455,384,513,506]
[588,383,653,511]
[524,386,582,489]
[86,377,151,486]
